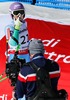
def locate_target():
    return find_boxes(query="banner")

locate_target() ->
[26,18,70,72]
[0,17,70,100]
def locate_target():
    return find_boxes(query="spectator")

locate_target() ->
[15,38,60,100]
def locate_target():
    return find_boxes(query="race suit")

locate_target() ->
[5,20,30,63]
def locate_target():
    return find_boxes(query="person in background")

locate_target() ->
[5,2,30,63]
[15,38,60,100]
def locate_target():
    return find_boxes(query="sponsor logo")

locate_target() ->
[42,38,70,63]
[0,94,7,100]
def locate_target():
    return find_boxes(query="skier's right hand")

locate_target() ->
[14,17,23,30]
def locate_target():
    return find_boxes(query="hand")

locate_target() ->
[14,17,23,30]
[11,90,17,100]
[11,97,16,100]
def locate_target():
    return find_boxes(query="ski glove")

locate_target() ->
[14,18,23,30]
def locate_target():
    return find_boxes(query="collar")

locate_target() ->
[32,53,44,61]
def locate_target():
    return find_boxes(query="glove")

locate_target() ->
[14,17,23,30]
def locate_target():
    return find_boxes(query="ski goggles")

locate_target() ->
[12,10,25,15]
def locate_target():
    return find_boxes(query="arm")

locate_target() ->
[15,73,26,99]
[15,65,36,99]
[8,18,23,48]
[5,25,13,62]
[8,29,19,48]
[11,76,26,100]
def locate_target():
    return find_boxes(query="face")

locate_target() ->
[11,9,25,21]
[13,14,24,21]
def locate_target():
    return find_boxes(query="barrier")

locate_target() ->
[0,0,33,4]
[0,0,70,10]
[35,0,70,10]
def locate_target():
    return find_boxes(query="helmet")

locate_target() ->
[9,2,25,18]
[9,2,25,12]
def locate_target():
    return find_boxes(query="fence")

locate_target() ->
[35,0,70,10]
[0,0,33,4]
[0,0,70,10]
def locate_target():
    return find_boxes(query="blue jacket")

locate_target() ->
[15,53,60,99]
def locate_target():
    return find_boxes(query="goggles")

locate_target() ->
[12,10,25,15]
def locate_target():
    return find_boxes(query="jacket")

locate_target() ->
[15,53,60,99]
